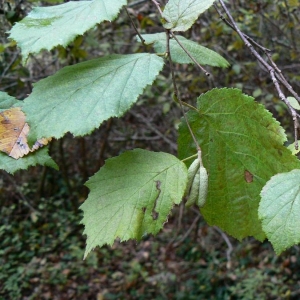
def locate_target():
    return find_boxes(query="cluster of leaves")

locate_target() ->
[2,0,300,259]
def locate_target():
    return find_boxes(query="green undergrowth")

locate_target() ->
[1,183,300,299]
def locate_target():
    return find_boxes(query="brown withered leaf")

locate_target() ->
[0,107,51,159]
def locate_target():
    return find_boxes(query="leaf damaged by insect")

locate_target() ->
[178,88,300,241]
[80,149,187,258]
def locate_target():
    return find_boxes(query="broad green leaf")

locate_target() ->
[9,0,127,63]
[0,92,21,111]
[81,149,187,258]
[141,33,229,68]
[178,88,300,240]
[22,53,164,144]
[163,0,215,31]
[0,147,58,174]
[259,169,300,254]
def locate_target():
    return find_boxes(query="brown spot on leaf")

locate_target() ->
[151,211,159,220]
[244,170,253,183]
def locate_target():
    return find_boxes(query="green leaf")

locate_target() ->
[259,169,300,254]
[22,53,164,144]
[287,96,300,110]
[162,0,215,32]
[0,147,58,174]
[141,33,229,68]
[287,141,300,155]
[80,149,187,258]
[178,88,300,240]
[0,92,21,111]
[8,0,127,63]
[0,93,57,173]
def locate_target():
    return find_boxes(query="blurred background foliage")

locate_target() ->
[1,0,300,299]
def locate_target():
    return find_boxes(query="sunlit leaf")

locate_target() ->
[142,33,229,68]
[9,0,127,63]
[81,149,187,258]
[22,53,164,144]
[163,0,215,31]
[259,169,300,254]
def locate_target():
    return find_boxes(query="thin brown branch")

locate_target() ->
[172,215,201,248]
[96,118,113,171]
[129,111,177,151]
[213,3,271,53]
[217,0,300,149]
[128,0,149,8]
[169,32,210,76]
[125,7,145,44]
[151,0,163,16]
[165,30,201,153]
[214,226,233,264]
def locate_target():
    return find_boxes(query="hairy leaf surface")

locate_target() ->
[259,169,300,254]
[81,149,187,258]
[178,88,300,240]
[163,0,215,31]
[22,53,164,144]
[9,0,127,63]
[142,33,229,68]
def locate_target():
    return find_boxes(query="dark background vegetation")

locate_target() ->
[1,0,300,299]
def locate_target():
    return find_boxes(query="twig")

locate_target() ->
[181,153,198,163]
[214,226,233,263]
[0,51,19,82]
[177,202,184,232]
[151,0,207,155]
[172,215,201,248]
[151,0,163,16]
[125,7,145,44]
[217,0,300,149]
[128,0,149,8]
[152,0,210,76]
[130,111,177,151]
[169,32,210,76]
[96,118,113,172]
[213,4,271,53]
[109,135,162,141]
[166,30,201,153]
[267,53,300,105]
[2,172,41,215]
[58,138,78,212]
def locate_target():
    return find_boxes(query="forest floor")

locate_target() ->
[1,166,300,300]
